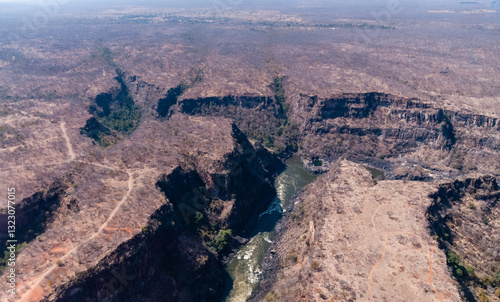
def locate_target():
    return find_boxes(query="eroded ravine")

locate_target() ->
[22,118,287,302]
[224,156,317,302]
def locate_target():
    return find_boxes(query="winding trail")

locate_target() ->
[19,171,134,302]
[1,122,121,172]
[429,248,444,302]
[60,122,76,162]
[18,123,136,302]
[1,122,76,172]
[366,234,388,301]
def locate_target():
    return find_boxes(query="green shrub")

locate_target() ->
[446,251,478,282]
[286,248,298,264]
[0,242,27,273]
[478,290,490,302]
[465,265,475,278]
[494,272,500,286]
[447,252,460,265]
[194,212,204,225]
[272,76,286,113]
[82,70,142,147]
[265,291,278,302]
[212,229,232,252]
[311,261,321,271]
[481,276,492,286]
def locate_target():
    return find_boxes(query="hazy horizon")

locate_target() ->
[1,0,498,24]
[0,0,497,11]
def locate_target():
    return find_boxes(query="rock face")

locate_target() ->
[1,78,498,302]
[173,91,499,179]
[287,93,500,176]
[177,94,297,156]
[251,160,461,302]
[43,204,224,302]
[428,176,500,302]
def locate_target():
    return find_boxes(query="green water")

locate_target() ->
[224,155,317,302]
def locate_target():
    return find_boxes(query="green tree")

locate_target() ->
[212,229,232,252]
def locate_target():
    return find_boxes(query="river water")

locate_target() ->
[224,155,317,302]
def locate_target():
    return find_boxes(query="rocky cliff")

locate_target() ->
[428,176,500,302]
[170,91,499,179]
[250,160,461,302]
[287,92,499,176]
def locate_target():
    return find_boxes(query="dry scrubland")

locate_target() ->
[0,5,498,302]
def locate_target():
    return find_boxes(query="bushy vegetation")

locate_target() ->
[265,291,278,302]
[311,260,321,272]
[0,242,26,273]
[82,69,142,147]
[272,76,287,114]
[446,251,475,280]
[0,125,23,148]
[479,290,490,302]
[211,229,232,253]
[261,76,299,154]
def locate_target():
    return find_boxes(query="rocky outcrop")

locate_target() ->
[157,84,187,118]
[251,160,461,302]
[180,95,280,115]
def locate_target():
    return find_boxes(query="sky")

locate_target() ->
[0,0,497,18]
[0,0,495,6]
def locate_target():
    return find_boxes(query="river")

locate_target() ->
[223,155,317,302]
